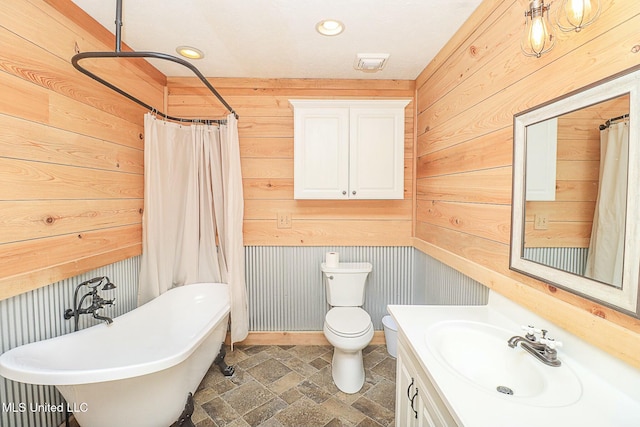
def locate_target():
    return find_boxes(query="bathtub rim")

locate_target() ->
[0,282,230,386]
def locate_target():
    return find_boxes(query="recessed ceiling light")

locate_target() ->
[316,19,345,36]
[176,46,204,59]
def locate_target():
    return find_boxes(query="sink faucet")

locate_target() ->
[508,325,562,367]
[64,276,116,331]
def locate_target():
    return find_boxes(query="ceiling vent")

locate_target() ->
[354,53,389,72]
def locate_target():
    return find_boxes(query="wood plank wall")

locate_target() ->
[166,78,415,246]
[414,0,640,368]
[0,0,165,300]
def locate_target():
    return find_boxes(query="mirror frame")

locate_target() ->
[511,66,640,316]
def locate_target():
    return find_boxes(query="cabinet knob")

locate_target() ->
[342,190,347,195]
[352,190,356,195]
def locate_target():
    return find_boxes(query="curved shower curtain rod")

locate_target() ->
[71,0,238,124]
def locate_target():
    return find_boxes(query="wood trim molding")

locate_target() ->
[412,237,640,370]
[0,244,141,301]
[228,331,387,347]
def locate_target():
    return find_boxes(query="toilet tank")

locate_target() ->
[321,262,372,306]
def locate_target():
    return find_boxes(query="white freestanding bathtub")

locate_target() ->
[0,282,230,427]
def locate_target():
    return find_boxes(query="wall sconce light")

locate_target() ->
[521,0,556,58]
[556,0,601,32]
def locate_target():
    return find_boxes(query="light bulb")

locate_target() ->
[316,20,345,36]
[566,0,592,28]
[529,16,548,55]
[557,0,599,32]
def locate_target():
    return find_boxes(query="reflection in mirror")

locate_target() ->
[523,95,630,289]
[511,66,640,316]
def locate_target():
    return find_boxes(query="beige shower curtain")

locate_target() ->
[584,121,629,287]
[138,113,249,344]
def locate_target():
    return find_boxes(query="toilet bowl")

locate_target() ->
[321,262,374,393]
[323,307,374,393]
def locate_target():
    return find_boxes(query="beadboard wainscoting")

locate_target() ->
[0,256,140,427]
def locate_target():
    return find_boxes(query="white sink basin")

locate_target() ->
[425,320,582,407]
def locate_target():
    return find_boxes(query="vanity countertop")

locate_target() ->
[388,292,640,427]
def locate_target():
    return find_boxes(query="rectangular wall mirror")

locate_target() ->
[511,66,640,316]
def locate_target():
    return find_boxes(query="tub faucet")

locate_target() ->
[507,325,562,367]
[64,276,117,331]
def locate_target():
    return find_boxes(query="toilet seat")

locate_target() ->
[325,307,372,338]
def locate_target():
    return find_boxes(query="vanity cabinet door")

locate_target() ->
[397,344,439,427]
[415,374,440,427]
[396,340,459,427]
[396,348,419,427]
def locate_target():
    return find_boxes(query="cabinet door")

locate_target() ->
[349,106,405,199]
[293,107,349,199]
[396,349,419,427]
[416,375,439,427]
[397,341,458,427]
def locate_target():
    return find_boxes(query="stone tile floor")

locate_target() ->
[192,345,397,427]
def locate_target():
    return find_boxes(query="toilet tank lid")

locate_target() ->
[321,262,372,273]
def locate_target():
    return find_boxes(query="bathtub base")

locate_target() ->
[169,393,195,427]
[0,283,232,427]
[214,344,235,376]
[57,312,229,427]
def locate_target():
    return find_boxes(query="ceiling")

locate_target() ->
[70,0,482,80]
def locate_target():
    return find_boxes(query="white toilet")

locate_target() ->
[321,261,374,393]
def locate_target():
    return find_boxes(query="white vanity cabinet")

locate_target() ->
[389,296,640,427]
[396,337,458,427]
[290,99,409,200]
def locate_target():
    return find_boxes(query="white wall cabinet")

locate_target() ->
[290,99,409,199]
[396,337,458,427]
[525,117,557,201]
